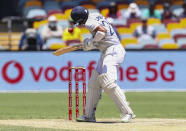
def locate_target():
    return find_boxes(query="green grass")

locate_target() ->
[127,92,186,118]
[0,92,186,119]
[0,125,72,131]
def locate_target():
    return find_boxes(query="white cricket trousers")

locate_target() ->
[96,44,134,115]
[96,44,125,80]
[85,44,134,118]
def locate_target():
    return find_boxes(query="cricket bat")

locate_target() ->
[53,44,82,56]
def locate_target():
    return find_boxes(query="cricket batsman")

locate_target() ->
[70,6,136,123]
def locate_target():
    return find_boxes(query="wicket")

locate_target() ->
[68,67,86,120]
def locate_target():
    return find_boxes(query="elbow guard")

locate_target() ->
[93,31,106,42]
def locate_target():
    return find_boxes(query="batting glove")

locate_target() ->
[82,38,95,51]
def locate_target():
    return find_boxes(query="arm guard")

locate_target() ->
[93,31,106,42]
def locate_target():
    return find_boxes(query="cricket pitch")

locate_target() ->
[0,118,186,131]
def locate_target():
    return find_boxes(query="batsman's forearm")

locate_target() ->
[93,31,106,42]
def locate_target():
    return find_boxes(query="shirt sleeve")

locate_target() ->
[85,20,100,32]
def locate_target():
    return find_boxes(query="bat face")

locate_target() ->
[53,44,82,56]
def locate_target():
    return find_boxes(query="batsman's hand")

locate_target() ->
[82,38,95,51]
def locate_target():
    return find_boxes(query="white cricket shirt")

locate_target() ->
[85,13,121,52]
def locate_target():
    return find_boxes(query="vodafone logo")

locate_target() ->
[0,59,176,88]
[2,61,24,84]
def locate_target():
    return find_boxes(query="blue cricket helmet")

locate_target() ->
[70,6,89,25]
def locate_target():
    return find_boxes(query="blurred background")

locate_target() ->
[1,0,186,50]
